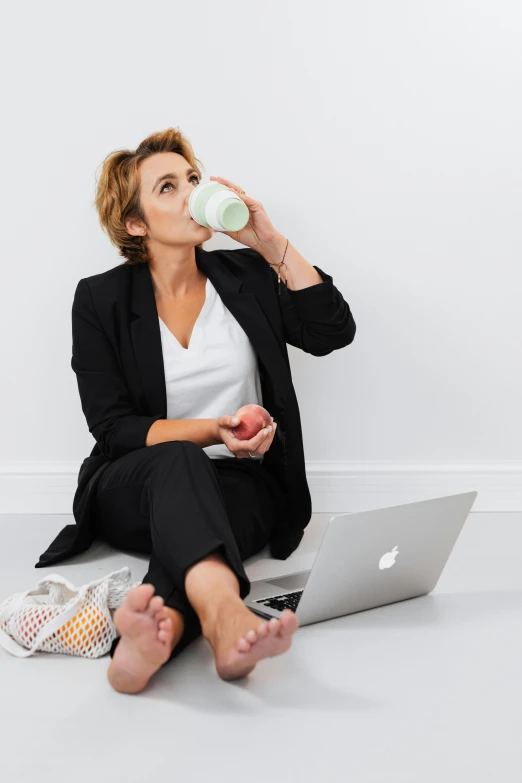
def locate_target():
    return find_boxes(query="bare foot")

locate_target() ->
[202,599,299,681]
[107,584,184,694]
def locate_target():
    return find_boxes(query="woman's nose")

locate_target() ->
[183,181,198,205]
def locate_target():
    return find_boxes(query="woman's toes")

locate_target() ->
[279,610,298,635]
[157,619,172,642]
[236,637,251,652]
[149,596,164,614]
[257,623,268,637]
[128,583,155,611]
[153,605,168,623]
[154,606,167,624]
[245,629,258,643]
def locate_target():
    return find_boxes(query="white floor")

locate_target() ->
[1,511,521,783]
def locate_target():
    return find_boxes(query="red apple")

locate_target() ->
[231,404,272,441]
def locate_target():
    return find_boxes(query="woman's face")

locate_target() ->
[129,151,213,247]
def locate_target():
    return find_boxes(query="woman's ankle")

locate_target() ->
[199,592,246,642]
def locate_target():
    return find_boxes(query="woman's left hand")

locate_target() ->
[209,175,279,249]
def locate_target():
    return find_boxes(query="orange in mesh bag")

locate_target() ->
[0,567,142,659]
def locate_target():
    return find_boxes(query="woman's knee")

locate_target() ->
[147,440,206,469]
[151,440,204,455]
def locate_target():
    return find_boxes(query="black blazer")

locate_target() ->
[35,245,356,569]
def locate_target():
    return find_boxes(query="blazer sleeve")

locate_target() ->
[269,263,356,356]
[71,279,165,461]
[237,246,356,356]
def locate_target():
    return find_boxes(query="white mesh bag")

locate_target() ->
[0,566,142,659]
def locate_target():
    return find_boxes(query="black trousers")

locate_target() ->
[92,441,285,663]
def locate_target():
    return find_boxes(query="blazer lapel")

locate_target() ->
[130,246,292,417]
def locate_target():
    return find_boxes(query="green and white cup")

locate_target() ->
[189,181,249,232]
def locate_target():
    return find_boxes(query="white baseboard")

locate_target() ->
[0,461,520,514]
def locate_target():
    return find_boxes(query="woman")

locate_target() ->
[36,127,356,693]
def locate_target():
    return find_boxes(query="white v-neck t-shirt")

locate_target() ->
[158,276,265,461]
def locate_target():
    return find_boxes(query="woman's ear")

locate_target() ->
[125,219,144,237]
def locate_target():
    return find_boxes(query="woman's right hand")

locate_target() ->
[216,414,277,459]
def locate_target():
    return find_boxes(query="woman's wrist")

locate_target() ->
[256,233,288,268]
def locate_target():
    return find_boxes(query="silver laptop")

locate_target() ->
[244,491,478,626]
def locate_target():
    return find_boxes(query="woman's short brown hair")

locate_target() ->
[94,127,205,266]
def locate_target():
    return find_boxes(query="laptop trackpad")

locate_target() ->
[265,571,310,591]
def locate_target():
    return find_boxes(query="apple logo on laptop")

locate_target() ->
[379,545,399,570]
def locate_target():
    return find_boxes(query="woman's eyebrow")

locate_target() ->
[152,168,198,193]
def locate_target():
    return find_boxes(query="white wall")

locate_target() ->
[1,0,520,511]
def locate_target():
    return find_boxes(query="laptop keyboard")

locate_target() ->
[254,590,303,612]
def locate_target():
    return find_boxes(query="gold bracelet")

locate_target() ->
[267,238,290,295]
